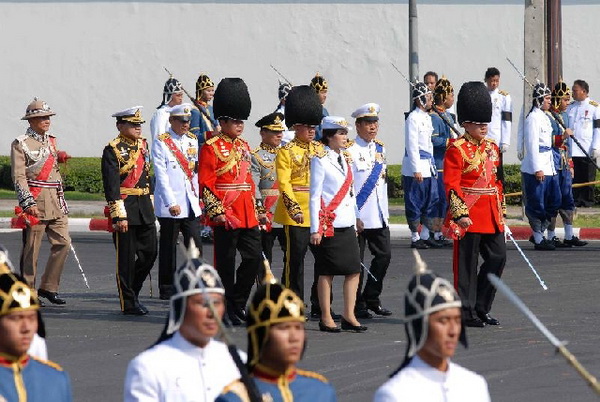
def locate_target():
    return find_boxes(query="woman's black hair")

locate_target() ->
[320,128,339,145]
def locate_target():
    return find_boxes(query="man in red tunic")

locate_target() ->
[443,81,506,328]
[199,78,263,326]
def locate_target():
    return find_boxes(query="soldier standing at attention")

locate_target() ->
[102,107,157,315]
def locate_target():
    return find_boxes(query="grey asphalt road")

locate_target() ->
[1,231,599,402]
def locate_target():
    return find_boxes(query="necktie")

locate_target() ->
[337,154,344,170]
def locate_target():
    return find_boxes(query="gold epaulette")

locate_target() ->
[282,141,294,150]
[297,369,329,383]
[157,133,170,141]
[451,138,466,148]
[346,139,356,147]
[374,138,385,146]
[31,356,64,371]
[590,100,599,107]
[343,150,353,164]
[185,132,198,140]
[221,380,250,402]
[206,135,220,145]
[312,142,327,158]
[252,146,261,155]
[499,90,509,96]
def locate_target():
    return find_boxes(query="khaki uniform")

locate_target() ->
[11,129,70,292]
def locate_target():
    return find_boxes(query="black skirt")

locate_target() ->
[313,226,361,276]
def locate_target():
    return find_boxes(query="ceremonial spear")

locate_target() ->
[488,274,600,395]
[506,57,600,171]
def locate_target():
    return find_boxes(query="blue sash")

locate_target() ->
[539,146,551,152]
[356,142,384,211]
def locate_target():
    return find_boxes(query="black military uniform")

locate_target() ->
[101,106,157,315]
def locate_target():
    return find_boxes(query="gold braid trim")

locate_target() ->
[108,200,127,219]
[109,137,142,176]
[296,369,329,383]
[449,189,469,221]
[202,187,225,219]
[221,380,250,402]
[282,191,302,218]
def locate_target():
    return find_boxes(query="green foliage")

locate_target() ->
[0,156,12,189]
[61,158,104,193]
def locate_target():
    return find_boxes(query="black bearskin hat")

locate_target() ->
[284,85,322,128]
[213,78,252,121]
[457,81,492,124]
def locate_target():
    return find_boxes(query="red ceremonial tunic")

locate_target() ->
[443,134,505,234]
[199,133,259,229]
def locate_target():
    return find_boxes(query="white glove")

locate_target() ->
[592,149,600,159]
[504,225,512,236]
[500,143,509,153]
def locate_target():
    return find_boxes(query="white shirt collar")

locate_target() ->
[172,331,214,357]
[410,355,451,384]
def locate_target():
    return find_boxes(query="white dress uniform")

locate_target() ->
[124,332,244,402]
[402,108,435,178]
[309,147,358,233]
[152,128,202,219]
[346,136,389,229]
[150,105,172,143]
[521,107,556,175]
[566,97,600,157]
[373,355,491,402]
[488,88,512,150]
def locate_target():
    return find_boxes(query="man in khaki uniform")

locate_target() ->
[11,98,71,305]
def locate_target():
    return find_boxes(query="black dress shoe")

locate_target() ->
[355,309,374,319]
[340,317,368,332]
[227,310,243,326]
[309,310,321,321]
[477,312,500,325]
[411,239,429,249]
[423,238,443,248]
[39,298,45,307]
[367,305,393,316]
[318,321,341,333]
[123,306,148,316]
[550,236,571,248]
[436,236,453,247]
[534,238,555,250]
[563,236,588,247]
[37,289,66,305]
[464,317,486,328]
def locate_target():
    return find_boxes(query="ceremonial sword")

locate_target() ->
[504,224,548,290]
[488,274,600,395]
[181,240,263,402]
[390,61,462,138]
[505,57,600,171]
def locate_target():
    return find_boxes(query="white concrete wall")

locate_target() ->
[0,1,598,164]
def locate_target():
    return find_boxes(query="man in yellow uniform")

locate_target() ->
[274,86,324,307]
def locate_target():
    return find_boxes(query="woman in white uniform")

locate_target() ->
[309,116,366,333]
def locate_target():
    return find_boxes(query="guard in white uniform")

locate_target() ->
[521,83,561,250]
[124,254,244,402]
[373,252,491,402]
[346,103,392,319]
[566,79,600,207]
[150,75,184,142]
[402,81,439,249]
[152,104,202,299]
[485,67,512,182]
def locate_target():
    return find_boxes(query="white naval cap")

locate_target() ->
[321,115,352,131]
[169,103,193,121]
[351,103,380,121]
[111,106,145,124]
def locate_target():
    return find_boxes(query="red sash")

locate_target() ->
[318,162,353,237]
[161,135,196,193]
[222,157,251,230]
[14,138,58,227]
[120,143,146,199]
[263,182,279,232]
[443,149,495,240]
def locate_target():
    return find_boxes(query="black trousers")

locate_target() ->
[157,215,202,294]
[572,156,596,206]
[259,227,287,281]
[113,223,157,311]
[282,225,311,301]
[456,232,506,320]
[213,226,261,308]
[355,227,392,309]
